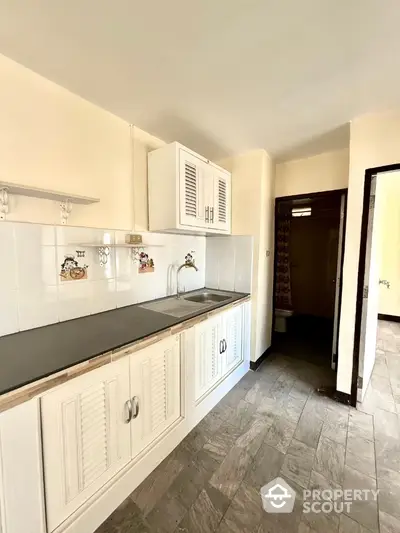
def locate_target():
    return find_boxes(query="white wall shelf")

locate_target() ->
[0,181,100,204]
[0,180,100,223]
[75,243,163,248]
[74,243,163,266]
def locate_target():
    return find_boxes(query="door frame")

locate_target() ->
[272,188,348,371]
[351,163,400,406]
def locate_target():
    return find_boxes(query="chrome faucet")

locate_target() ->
[177,255,198,299]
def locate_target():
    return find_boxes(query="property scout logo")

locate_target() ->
[261,477,379,515]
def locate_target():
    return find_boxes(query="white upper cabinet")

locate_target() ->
[41,358,132,532]
[148,142,231,234]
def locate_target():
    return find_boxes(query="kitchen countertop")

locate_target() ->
[0,289,249,412]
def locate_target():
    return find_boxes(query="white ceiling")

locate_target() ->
[0,0,399,161]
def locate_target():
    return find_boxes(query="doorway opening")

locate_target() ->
[352,164,400,408]
[273,189,347,372]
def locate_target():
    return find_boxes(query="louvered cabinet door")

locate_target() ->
[213,170,231,233]
[130,335,181,459]
[194,316,223,402]
[41,358,131,532]
[222,306,244,377]
[179,149,207,228]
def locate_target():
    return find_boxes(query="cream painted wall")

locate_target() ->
[132,126,165,231]
[338,112,400,395]
[378,171,400,317]
[220,150,274,362]
[0,53,133,229]
[275,149,349,198]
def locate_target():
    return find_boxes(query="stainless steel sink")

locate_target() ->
[139,290,233,318]
[184,292,231,304]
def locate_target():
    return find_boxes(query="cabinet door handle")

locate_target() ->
[124,399,133,423]
[219,340,223,354]
[223,339,227,352]
[131,396,140,419]
[210,207,214,223]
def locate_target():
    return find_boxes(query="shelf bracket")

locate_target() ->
[130,247,145,263]
[60,199,72,225]
[98,246,111,266]
[0,188,9,220]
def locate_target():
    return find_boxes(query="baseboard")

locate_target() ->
[250,346,272,371]
[378,314,400,323]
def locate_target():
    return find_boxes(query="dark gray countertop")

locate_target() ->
[0,289,248,396]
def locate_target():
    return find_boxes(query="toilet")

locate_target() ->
[274,309,294,333]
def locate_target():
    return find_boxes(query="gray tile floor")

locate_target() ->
[95,320,400,533]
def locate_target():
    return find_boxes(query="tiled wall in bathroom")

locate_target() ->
[0,222,206,337]
[205,236,253,293]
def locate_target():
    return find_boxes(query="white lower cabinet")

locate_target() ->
[41,335,182,532]
[41,358,132,532]
[0,399,46,533]
[194,315,222,401]
[39,300,249,533]
[130,335,181,459]
[195,305,244,403]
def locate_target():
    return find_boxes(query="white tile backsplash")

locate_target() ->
[0,289,19,336]
[205,236,253,293]
[0,222,207,336]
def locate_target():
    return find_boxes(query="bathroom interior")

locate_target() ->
[273,190,345,367]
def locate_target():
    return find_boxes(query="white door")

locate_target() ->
[331,193,346,370]
[358,176,380,401]
[194,315,223,402]
[213,169,231,233]
[41,358,131,532]
[130,336,181,459]
[179,149,207,228]
[221,306,244,377]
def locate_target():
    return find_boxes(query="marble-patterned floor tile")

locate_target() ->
[177,484,230,533]
[322,409,349,446]
[346,433,376,478]
[314,436,345,484]
[294,409,323,449]
[345,450,376,479]
[146,491,186,533]
[216,481,264,533]
[339,513,373,533]
[303,470,341,533]
[348,410,374,442]
[235,413,270,457]
[379,510,400,533]
[203,420,242,463]
[95,498,151,533]
[375,434,400,472]
[258,476,304,533]
[225,398,257,430]
[264,416,297,453]
[245,380,273,405]
[373,407,400,440]
[130,453,186,516]
[245,442,284,490]
[281,439,315,489]
[343,466,379,532]
[377,465,400,521]
[209,443,254,500]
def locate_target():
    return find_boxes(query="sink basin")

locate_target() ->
[139,291,233,318]
[184,292,231,304]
